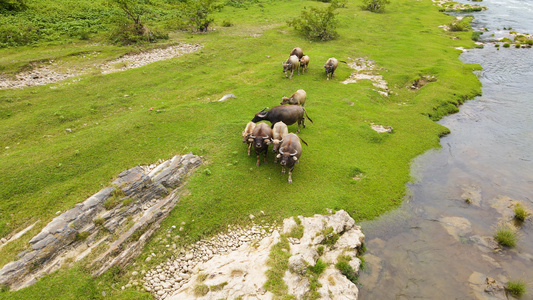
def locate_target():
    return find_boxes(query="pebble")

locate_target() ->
[142,223,277,299]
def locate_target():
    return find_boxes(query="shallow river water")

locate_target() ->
[358,1,533,299]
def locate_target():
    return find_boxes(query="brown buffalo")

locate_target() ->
[324,57,338,80]
[242,121,257,156]
[252,105,313,134]
[250,122,273,166]
[281,89,306,107]
[271,121,289,163]
[299,55,310,74]
[290,47,304,60]
[276,133,303,183]
[283,55,300,79]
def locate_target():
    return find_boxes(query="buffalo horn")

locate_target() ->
[290,150,298,156]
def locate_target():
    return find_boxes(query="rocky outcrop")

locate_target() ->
[0,153,201,290]
[146,210,365,299]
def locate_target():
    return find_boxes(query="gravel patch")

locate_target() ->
[0,43,202,90]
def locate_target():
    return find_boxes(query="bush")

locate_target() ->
[494,225,517,247]
[288,3,339,41]
[185,0,221,32]
[514,203,529,222]
[506,280,527,297]
[0,0,26,11]
[361,0,390,13]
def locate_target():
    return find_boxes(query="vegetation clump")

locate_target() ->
[505,280,527,298]
[494,225,518,247]
[264,236,291,296]
[335,255,358,284]
[288,3,339,41]
[514,203,529,222]
[361,0,390,13]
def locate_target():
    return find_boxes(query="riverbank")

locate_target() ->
[0,0,481,297]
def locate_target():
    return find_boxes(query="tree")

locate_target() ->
[185,0,220,32]
[288,3,339,41]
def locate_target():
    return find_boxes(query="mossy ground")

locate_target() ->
[0,0,481,297]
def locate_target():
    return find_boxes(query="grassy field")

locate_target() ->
[0,0,481,297]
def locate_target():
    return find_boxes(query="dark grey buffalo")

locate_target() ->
[276,133,303,183]
[324,57,338,80]
[250,122,273,166]
[252,105,313,134]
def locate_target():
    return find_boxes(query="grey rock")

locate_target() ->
[31,235,58,251]
[29,231,49,245]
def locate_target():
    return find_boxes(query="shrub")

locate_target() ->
[75,231,90,241]
[0,0,26,11]
[494,225,517,247]
[514,203,528,222]
[503,43,510,48]
[185,0,221,32]
[193,284,209,296]
[472,31,482,41]
[506,280,526,298]
[104,197,119,210]
[335,261,358,284]
[361,0,390,13]
[287,4,339,41]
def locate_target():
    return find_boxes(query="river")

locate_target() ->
[358,0,533,298]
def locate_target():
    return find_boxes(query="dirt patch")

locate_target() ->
[342,57,389,96]
[0,43,202,90]
[409,75,437,90]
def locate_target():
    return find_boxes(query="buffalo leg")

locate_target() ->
[281,166,286,174]
[288,167,296,183]
[263,150,268,164]
[256,154,261,166]
[247,143,252,156]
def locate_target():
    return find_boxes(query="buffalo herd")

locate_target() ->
[242,47,335,183]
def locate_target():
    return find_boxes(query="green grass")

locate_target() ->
[494,225,518,248]
[264,236,291,296]
[514,203,529,222]
[0,0,482,297]
[506,280,527,298]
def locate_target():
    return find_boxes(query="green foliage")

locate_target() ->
[184,0,220,32]
[320,226,339,245]
[335,261,358,284]
[264,236,291,296]
[93,218,105,227]
[514,203,529,222]
[0,0,26,11]
[287,3,339,41]
[494,225,518,247]
[506,280,527,298]
[194,284,209,296]
[361,0,390,13]
[104,198,120,210]
[75,231,90,241]
[503,43,511,48]
[209,281,228,291]
[288,217,304,239]
[471,31,482,41]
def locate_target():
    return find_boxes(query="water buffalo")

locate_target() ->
[324,57,338,80]
[250,122,273,166]
[281,89,306,107]
[252,105,313,134]
[276,133,303,183]
[242,121,257,156]
[283,55,300,79]
[290,47,304,60]
[271,121,289,163]
[300,55,310,74]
